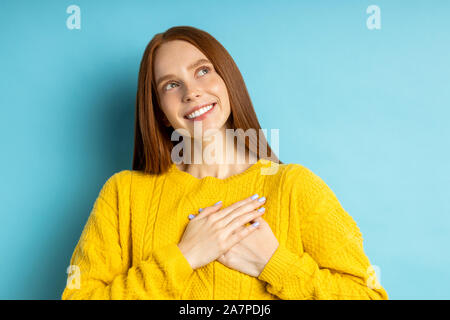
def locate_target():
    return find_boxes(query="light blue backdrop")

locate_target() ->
[1,0,449,299]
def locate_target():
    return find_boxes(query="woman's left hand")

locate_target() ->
[217,216,279,277]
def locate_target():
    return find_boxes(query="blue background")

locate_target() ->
[1,0,449,299]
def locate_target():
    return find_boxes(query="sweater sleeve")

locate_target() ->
[257,166,389,300]
[61,173,194,300]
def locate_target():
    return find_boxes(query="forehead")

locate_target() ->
[153,40,207,77]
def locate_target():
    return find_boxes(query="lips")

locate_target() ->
[184,102,216,119]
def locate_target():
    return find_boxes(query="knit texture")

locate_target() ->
[61,159,388,300]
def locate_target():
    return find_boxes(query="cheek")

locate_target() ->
[159,103,177,122]
[205,75,228,94]
[159,94,178,115]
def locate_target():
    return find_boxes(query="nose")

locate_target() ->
[182,84,202,103]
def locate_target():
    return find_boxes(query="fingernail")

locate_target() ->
[257,207,265,213]
[252,221,260,227]
[251,194,259,200]
[198,208,203,212]
[258,196,266,202]
[188,214,195,220]
[214,201,222,206]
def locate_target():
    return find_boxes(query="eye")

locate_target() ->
[197,66,211,76]
[163,66,211,92]
[164,82,179,91]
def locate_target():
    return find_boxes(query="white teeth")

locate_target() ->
[187,103,214,119]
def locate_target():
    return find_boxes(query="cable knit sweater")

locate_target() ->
[61,159,388,300]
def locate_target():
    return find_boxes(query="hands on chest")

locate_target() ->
[177,194,279,277]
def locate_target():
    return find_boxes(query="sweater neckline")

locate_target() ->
[167,158,270,184]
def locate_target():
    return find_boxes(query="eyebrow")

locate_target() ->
[156,58,212,88]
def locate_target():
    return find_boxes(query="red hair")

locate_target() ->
[132,26,282,174]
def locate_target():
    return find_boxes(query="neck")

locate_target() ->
[176,125,258,179]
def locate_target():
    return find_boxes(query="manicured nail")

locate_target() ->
[252,221,260,227]
[214,201,222,206]
[251,194,259,200]
[198,208,203,212]
[257,207,265,213]
[188,214,195,220]
[258,196,266,202]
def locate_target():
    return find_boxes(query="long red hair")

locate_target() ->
[132,26,282,174]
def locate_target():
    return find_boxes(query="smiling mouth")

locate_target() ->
[184,102,217,120]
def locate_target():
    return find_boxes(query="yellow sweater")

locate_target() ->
[61,159,388,300]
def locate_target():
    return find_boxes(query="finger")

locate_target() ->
[254,216,264,223]
[193,201,223,220]
[188,206,207,220]
[233,225,246,234]
[218,196,266,226]
[223,208,265,238]
[221,199,266,229]
[228,221,260,247]
[231,215,264,233]
[212,194,261,220]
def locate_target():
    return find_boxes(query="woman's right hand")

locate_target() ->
[177,194,267,270]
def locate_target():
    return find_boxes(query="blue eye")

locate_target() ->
[198,66,210,76]
[163,66,211,92]
[164,82,178,91]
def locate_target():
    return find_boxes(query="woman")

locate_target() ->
[62,26,388,300]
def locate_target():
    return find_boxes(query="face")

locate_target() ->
[153,40,231,138]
